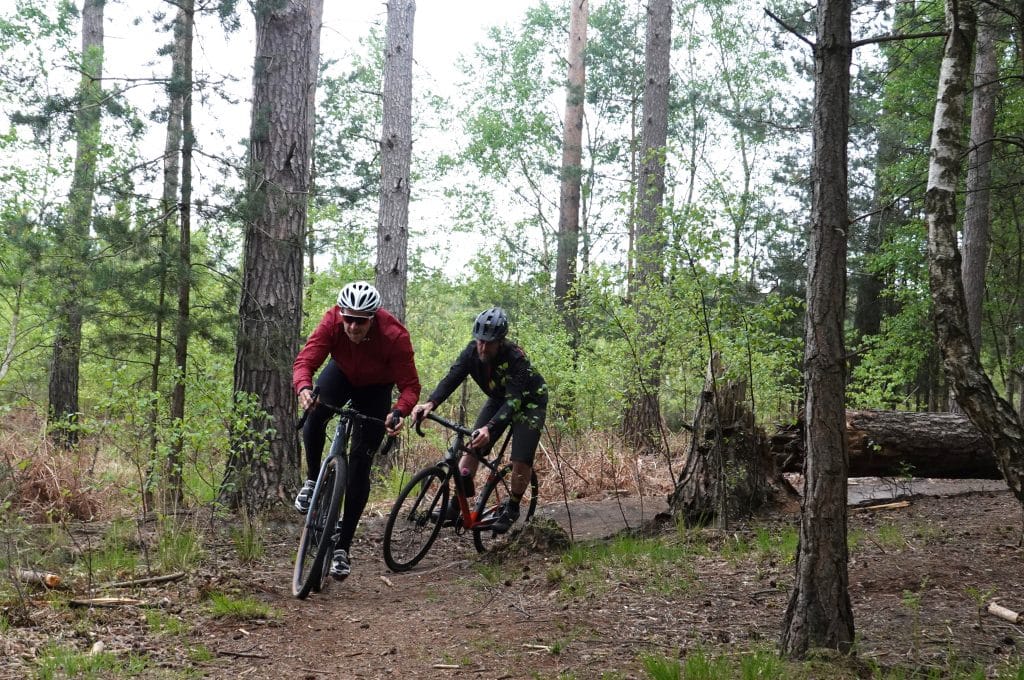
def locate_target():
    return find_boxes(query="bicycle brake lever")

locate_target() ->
[295,387,320,430]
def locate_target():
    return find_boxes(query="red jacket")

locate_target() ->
[292,307,421,416]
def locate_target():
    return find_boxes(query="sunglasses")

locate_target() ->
[341,313,372,325]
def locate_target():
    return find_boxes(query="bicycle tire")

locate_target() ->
[472,465,539,553]
[382,466,449,572]
[292,456,346,598]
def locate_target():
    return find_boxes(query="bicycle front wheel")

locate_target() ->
[472,465,539,553]
[382,466,449,572]
[292,456,346,598]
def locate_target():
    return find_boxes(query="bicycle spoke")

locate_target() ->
[472,466,539,553]
[383,466,448,571]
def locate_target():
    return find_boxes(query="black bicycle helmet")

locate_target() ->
[472,307,509,341]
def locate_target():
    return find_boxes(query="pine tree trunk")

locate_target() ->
[225,0,323,511]
[555,0,587,329]
[961,2,998,358]
[147,1,189,513]
[167,0,196,510]
[780,0,855,658]
[48,0,105,448]
[375,0,415,323]
[623,0,671,455]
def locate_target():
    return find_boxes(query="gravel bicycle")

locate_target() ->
[382,412,538,572]
[292,394,394,599]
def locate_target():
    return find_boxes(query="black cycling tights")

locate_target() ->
[302,359,391,552]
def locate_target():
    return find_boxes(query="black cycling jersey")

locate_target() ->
[427,340,547,432]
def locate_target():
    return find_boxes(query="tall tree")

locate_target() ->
[374,0,415,322]
[225,0,324,510]
[554,0,588,332]
[925,0,1024,508]
[622,0,671,455]
[47,0,105,447]
[166,0,196,508]
[961,1,998,359]
[780,0,855,658]
[146,1,189,511]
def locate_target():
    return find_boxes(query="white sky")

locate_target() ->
[100,1,537,275]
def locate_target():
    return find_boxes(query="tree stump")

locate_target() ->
[669,354,797,527]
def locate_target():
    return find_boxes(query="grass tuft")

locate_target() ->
[206,591,273,620]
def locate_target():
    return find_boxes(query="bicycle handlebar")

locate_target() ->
[414,411,475,439]
[295,387,392,432]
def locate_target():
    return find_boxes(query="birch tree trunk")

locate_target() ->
[47,0,104,448]
[780,0,855,658]
[225,0,323,511]
[375,0,415,323]
[925,0,1024,507]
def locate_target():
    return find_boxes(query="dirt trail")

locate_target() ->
[190,488,1023,679]
[4,487,1022,679]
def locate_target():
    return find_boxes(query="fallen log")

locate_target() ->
[15,568,62,589]
[770,409,1001,479]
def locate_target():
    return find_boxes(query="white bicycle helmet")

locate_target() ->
[337,281,382,314]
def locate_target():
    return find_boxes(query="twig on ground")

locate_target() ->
[216,649,267,659]
[101,571,186,589]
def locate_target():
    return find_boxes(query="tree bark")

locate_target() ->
[167,0,195,511]
[555,0,588,333]
[961,2,998,358]
[225,0,323,511]
[770,409,1001,479]
[374,0,415,323]
[780,0,855,658]
[623,0,671,456]
[48,0,104,448]
[925,0,1024,507]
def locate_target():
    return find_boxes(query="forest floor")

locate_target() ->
[3,482,1024,679]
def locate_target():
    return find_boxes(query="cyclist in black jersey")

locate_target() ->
[411,307,547,531]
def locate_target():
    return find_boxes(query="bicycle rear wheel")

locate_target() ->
[472,465,539,553]
[292,456,346,598]
[382,466,448,572]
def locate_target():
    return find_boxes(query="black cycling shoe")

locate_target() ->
[430,498,461,527]
[490,500,520,533]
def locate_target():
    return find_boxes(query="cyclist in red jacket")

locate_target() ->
[292,281,421,580]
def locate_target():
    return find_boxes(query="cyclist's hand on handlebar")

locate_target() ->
[411,401,434,424]
[298,387,316,410]
[385,409,404,436]
[470,425,491,450]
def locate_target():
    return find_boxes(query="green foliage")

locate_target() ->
[230,512,265,564]
[641,651,682,679]
[144,609,190,636]
[206,592,272,620]
[33,643,148,679]
[559,534,699,597]
[156,519,203,573]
